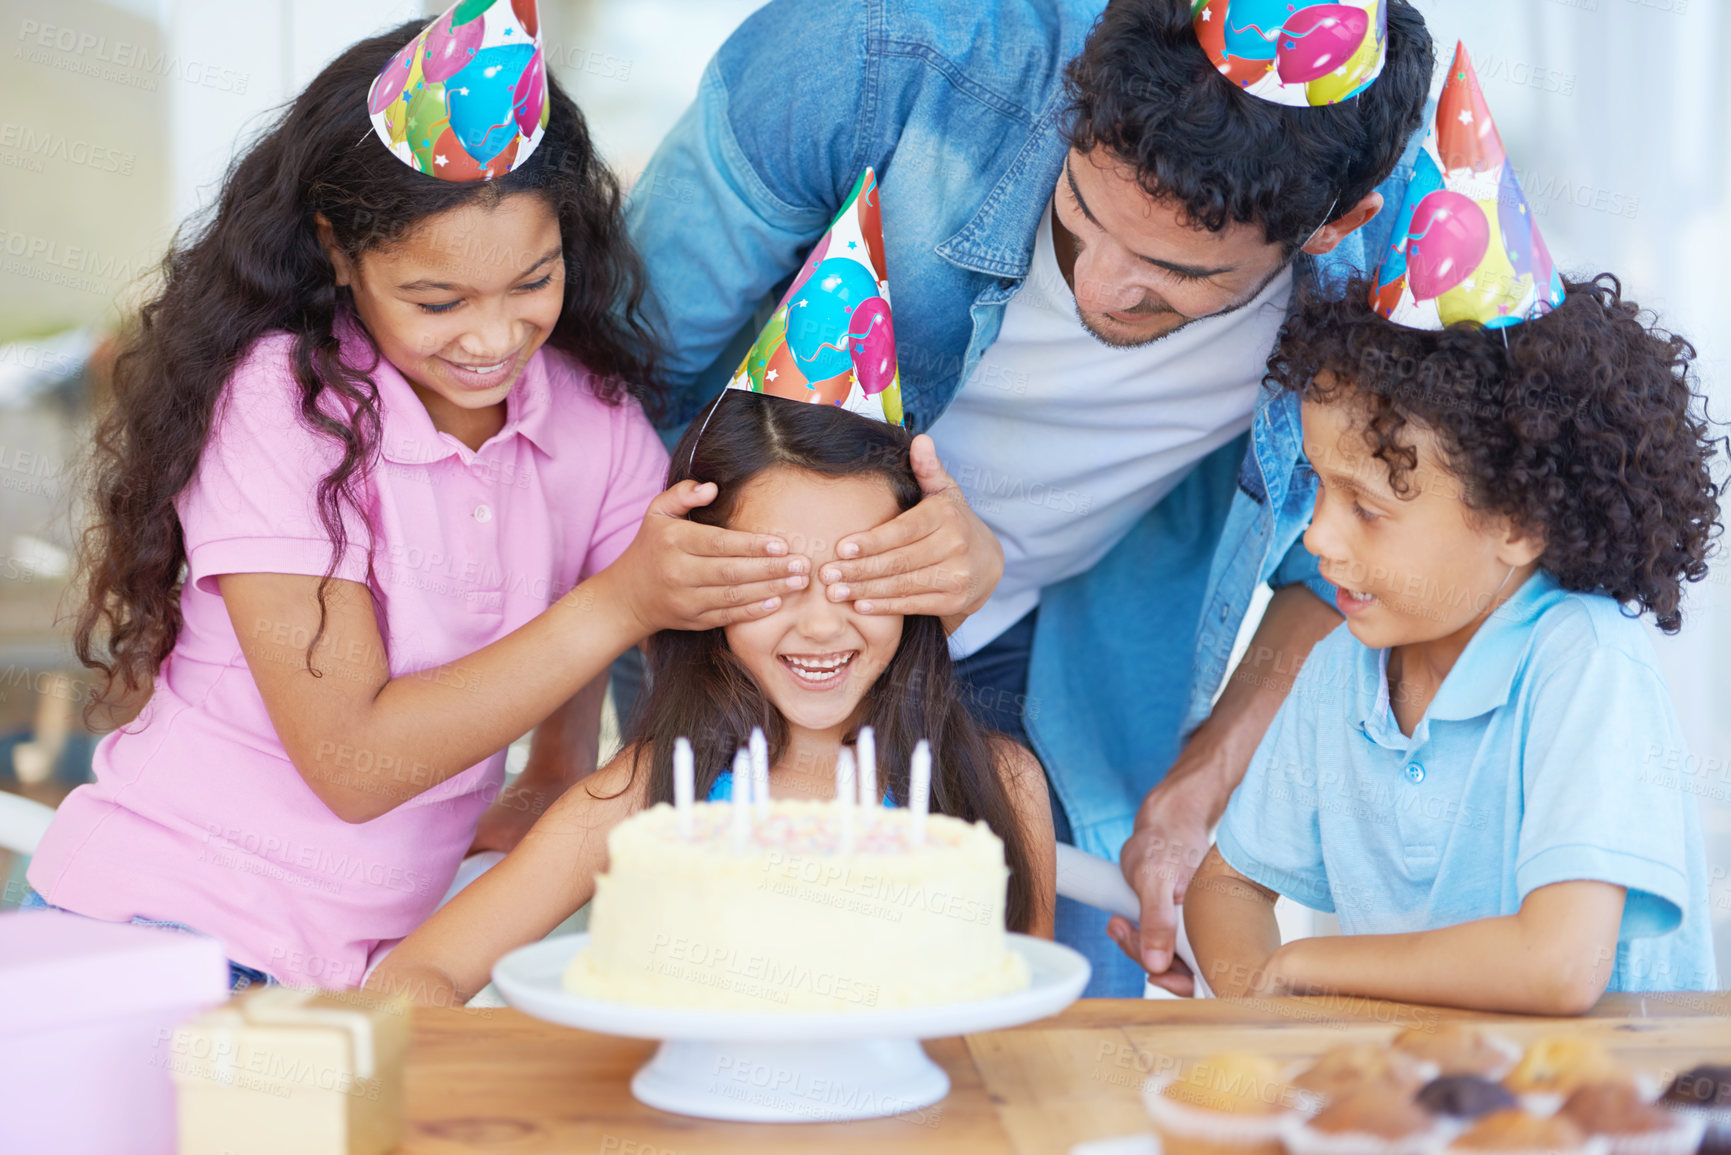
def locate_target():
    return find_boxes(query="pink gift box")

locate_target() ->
[0,909,230,1155]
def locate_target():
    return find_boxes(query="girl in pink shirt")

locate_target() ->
[25,12,809,989]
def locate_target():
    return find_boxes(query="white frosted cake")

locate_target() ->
[564,799,1030,1012]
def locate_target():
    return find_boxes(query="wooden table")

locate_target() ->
[402,994,1731,1154]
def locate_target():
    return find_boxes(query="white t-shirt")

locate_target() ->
[929,206,1294,658]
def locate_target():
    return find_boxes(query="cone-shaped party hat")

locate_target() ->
[1191,0,1388,107]
[367,0,547,182]
[1370,42,1564,330]
[727,169,903,426]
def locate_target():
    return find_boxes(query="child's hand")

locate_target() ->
[598,480,811,634]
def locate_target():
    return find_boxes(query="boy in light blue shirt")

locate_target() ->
[1173,268,1721,1009]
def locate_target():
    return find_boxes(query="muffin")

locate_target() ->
[1561,1081,1705,1155]
[1447,1109,1597,1155]
[1286,1088,1443,1155]
[1655,1066,1731,1155]
[1141,1052,1312,1155]
[1504,1039,1621,1097]
[1393,1023,1521,1079]
[1657,1065,1731,1120]
[1418,1075,1520,1121]
[1293,1043,1434,1102]
[1563,1082,1675,1134]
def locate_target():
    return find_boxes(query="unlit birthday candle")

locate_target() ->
[749,726,771,817]
[835,747,856,854]
[731,748,752,851]
[910,739,932,846]
[673,736,695,839]
[857,726,877,808]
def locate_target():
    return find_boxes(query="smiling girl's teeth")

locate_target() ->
[781,652,855,683]
[453,359,509,374]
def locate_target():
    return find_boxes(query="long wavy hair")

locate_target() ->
[74,22,660,712]
[619,391,1038,932]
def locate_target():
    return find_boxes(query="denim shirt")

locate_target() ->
[627,0,1420,860]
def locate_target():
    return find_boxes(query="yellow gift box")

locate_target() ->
[169,987,411,1155]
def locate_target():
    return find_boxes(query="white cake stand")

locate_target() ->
[492,933,1089,1123]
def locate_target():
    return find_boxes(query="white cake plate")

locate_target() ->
[492,932,1089,1123]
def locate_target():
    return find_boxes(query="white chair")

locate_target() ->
[0,792,55,857]
[437,850,506,908]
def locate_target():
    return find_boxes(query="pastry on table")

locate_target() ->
[1657,1065,1731,1116]
[1140,1052,1312,1155]
[1504,1039,1622,1097]
[567,799,1027,1011]
[1445,1108,1596,1155]
[1286,1087,1442,1155]
[1292,1043,1433,1102]
[1417,1075,1520,1121]
[1654,1066,1731,1155]
[1560,1080,1705,1155]
[1391,1023,1519,1079]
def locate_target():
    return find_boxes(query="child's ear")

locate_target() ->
[315,213,354,288]
[1495,518,1547,569]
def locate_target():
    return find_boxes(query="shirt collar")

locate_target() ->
[934,96,1068,279]
[336,315,556,466]
[1424,569,1558,721]
[1355,570,1560,742]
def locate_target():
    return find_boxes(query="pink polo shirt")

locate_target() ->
[28,323,669,987]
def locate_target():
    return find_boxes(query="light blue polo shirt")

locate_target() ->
[1216,571,1718,992]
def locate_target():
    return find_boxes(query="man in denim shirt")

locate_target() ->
[628,0,1433,994]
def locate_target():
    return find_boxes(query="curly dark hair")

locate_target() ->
[1065,0,1434,251]
[1267,275,1722,633]
[75,22,661,712]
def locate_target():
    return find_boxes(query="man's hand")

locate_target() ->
[1109,585,1342,987]
[821,435,1003,618]
[1107,754,1224,982]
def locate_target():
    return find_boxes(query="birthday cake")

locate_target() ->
[563,798,1029,1012]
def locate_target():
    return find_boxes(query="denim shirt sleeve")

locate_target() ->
[1271,536,1334,605]
[1269,462,1333,604]
[625,0,874,426]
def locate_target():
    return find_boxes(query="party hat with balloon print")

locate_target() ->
[1370,42,1564,330]
[727,169,902,426]
[367,0,547,182]
[1191,0,1387,107]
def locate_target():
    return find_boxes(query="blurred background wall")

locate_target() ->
[1,0,1727,981]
